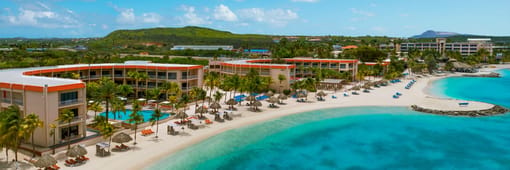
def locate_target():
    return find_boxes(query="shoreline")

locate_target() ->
[4,65,510,170]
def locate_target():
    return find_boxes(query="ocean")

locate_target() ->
[149,69,510,170]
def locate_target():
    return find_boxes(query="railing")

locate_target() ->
[13,99,23,106]
[2,98,11,103]
[182,76,188,80]
[90,75,99,79]
[59,99,82,106]
[80,76,89,79]
[187,75,198,79]
[114,74,123,77]
[59,116,84,124]
[148,75,157,79]
[157,76,167,79]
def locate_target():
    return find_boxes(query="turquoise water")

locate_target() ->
[149,69,510,170]
[430,69,510,108]
[99,110,170,123]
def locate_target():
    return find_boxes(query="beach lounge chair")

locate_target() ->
[205,119,213,124]
[51,164,61,170]
[459,102,469,107]
[343,93,349,97]
[65,159,77,166]
[352,91,359,95]
[141,129,154,136]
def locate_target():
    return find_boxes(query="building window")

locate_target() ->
[168,72,177,79]
[61,125,79,140]
[60,91,78,106]
[182,72,188,79]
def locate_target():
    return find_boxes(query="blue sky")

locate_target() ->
[0,0,509,38]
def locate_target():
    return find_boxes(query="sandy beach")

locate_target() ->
[2,65,509,170]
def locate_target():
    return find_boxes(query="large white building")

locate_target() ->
[171,45,234,51]
[381,38,494,56]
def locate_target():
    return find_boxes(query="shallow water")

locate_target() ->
[149,69,510,170]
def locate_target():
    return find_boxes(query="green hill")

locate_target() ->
[101,26,274,48]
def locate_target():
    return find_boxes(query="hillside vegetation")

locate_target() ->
[98,26,274,48]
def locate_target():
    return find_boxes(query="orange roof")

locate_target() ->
[342,45,358,50]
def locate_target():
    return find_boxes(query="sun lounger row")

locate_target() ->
[64,156,89,167]
[141,129,154,136]
[405,80,416,89]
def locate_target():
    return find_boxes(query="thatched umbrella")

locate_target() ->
[67,145,87,158]
[209,102,222,113]
[112,132,132,145]
[194,106,208,119]
[297,92,307,99]
[316,91,327,101]
[33,154,57,168]
[266,91,274,96]
[252,101,262,111]
[245,95,256,102]
[226,98,238,110]
[350,86,361,91]
[175,111,189,123]
[267,96,279,108]
[277,94,287,104]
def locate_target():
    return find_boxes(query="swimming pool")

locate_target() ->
[99,109,170,123]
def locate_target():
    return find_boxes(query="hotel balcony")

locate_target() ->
[13,99,23,106]
[59,99,83,107]
[58,116,85,125]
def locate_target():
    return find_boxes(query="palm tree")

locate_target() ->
[0,105,24,161]
[127,71,148,98]
[22,113,43,157]
[99,123,114,152]
[204,72,220,105]
[57,108,75,150]
[89,102,103,118]
[213,91,223,103]
[49,123,57,154]
[189,87,202,108]
[278,74,286,93]
[149,108,163,139]
[117,84,134,100]
[98,78,118,123]
[111,99,124,120]
[128,102,143,145]
[147,87,162,102]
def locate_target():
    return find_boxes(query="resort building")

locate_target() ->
[0,61,204,148]
[380,38,494,56]
[171,45,234,51]
[219,58,360,90]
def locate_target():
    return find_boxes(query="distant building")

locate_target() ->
[243,49,271,56]
[0,48,14,51]
[171,45,233,51]
[381,38,494,56]
[26,48,48,52]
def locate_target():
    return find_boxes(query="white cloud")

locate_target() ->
[291,0,319,2]
[179,5,210,25]
[142,13,161,24]
[116,8,135,24]
[213,4,237,22]
[238,8,298,27]
[351,8,374,17]
[2,7,79,28]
